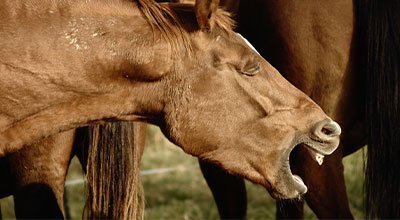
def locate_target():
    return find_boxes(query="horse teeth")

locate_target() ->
[306,147,325,165]
[315,153,324,165]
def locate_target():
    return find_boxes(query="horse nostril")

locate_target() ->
[321,121,341,137]
[321,127,333,136]
[313,120,341,141]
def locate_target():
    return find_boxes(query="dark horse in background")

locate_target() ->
[197,0,400,219]
[0,0,342,219]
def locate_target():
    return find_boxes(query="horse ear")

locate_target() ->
[195,0,220,31]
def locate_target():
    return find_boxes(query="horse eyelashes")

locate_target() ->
[241,62,260,76]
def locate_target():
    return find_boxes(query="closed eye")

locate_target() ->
[241,62,260,76]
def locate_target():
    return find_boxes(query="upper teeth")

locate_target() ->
[315,153,324,165]
[306,147,325,165]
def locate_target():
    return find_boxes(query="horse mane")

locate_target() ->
[136,0,235,55]
[212,8,236,34]
[355,0,400,218]
[136,0,192,55]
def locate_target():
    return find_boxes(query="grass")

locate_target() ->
[0,125,365,219]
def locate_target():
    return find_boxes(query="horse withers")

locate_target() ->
[0,0,340,218]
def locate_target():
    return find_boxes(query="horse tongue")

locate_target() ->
[307,148,325,165]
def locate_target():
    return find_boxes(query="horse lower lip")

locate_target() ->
[292,175,303,184]
[292,174,307,194]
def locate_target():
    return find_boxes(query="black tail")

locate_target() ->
[86,122,144,219]
[355,0,400,218]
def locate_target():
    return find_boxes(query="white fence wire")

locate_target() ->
[64,164,199,187]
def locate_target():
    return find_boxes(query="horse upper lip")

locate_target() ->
[302,133,340,156]
[291,133,339,167]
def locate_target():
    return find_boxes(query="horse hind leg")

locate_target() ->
[199,159,247,219]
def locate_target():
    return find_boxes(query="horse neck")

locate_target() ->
[2,0,173,72]
[1,0,173,99]
[0,0,175,146]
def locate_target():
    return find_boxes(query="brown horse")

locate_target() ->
[0,0,341,218]
[197,0,400,219]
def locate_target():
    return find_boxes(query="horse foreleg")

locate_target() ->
[285,145,353,219]
[276,199,304,219]
[199,159,247,220]
[13,185,64,219]
[305,151,353,218]
[9,130,75,219]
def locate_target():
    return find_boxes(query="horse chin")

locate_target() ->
[270,157,308,200]
[270,177,307,200]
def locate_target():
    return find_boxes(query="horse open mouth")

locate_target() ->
[288,142,330,194]
[274,128,341,199]
[273,145,329,199]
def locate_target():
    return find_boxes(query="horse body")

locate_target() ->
[197,0,359,217]
[236,1,363,218]
[236,1,400,218]
[0,0,342,218]
[198,0,400,219]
